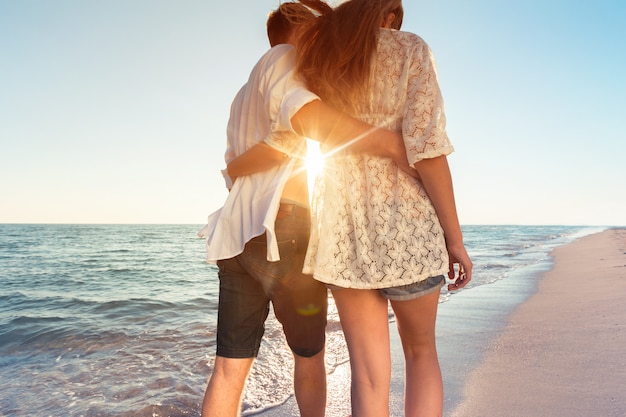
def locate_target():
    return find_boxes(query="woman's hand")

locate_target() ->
[446,243,472,291]
[414,155,471,290]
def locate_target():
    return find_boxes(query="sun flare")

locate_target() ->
[305,139,325,190]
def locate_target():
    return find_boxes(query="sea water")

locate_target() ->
[0,224,605,416]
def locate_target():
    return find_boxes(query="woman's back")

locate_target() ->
[303,28,454,288]
[300,3,472,416]
[359,29,452,164]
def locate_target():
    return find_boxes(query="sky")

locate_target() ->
[1,0,625,226]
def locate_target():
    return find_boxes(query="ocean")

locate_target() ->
[0,224,606,416]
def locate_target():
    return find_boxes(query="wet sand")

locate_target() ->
[261,228,626,416]
[449,228,626,417]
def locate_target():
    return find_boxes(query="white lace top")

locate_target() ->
[303,29,454,289]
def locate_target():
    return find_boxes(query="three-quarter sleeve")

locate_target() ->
[403,38,454,166]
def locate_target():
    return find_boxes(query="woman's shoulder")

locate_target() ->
[379,28,429,50]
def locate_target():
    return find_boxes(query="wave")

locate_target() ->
[0,224,603,416]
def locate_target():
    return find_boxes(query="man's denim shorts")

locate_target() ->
[215,203,328,359]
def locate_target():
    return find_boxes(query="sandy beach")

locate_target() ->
[449,228,626,417]
[263,228,626,417]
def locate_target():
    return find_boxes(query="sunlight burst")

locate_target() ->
[305,139,325,191]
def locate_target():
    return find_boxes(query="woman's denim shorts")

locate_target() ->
[380,275,445,301]
[327,275,445,301]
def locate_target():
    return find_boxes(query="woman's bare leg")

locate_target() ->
[331,288,391,417]
[391,291,442,417]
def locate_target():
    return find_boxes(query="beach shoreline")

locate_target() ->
[261,228,625,417]
[449,227,626,417]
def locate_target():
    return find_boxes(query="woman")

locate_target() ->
[292,1,473,416]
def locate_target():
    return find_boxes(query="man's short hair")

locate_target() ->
[267,2,314,47]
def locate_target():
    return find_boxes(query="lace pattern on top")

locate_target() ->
[303,29,452,288]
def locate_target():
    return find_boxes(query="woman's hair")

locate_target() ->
[267,2,316,47]
[295,0,403,114]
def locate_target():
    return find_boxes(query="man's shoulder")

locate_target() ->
[259,44,296,66]
[242,44,297,94]
[245,44,296,81]
[271,43,295,53]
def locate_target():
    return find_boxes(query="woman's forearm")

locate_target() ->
[415,154,472,289]
[414,155,463,246]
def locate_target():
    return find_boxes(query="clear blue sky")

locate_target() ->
[1,0,624,225]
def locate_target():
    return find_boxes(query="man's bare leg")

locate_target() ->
[293,349,327,417]
[201,356,254,417]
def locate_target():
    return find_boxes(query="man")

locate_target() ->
[199,3,412,416]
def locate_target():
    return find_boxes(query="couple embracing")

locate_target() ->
[198,1,472,416]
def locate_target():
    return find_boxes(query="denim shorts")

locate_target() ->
[216,203,328,359]
[381,275,445,301]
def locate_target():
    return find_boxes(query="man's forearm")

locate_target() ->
[226,99,413,182]
[226,142,286,180]
[291,100,399,157]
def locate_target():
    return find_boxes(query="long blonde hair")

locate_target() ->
[295,0,403,114]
